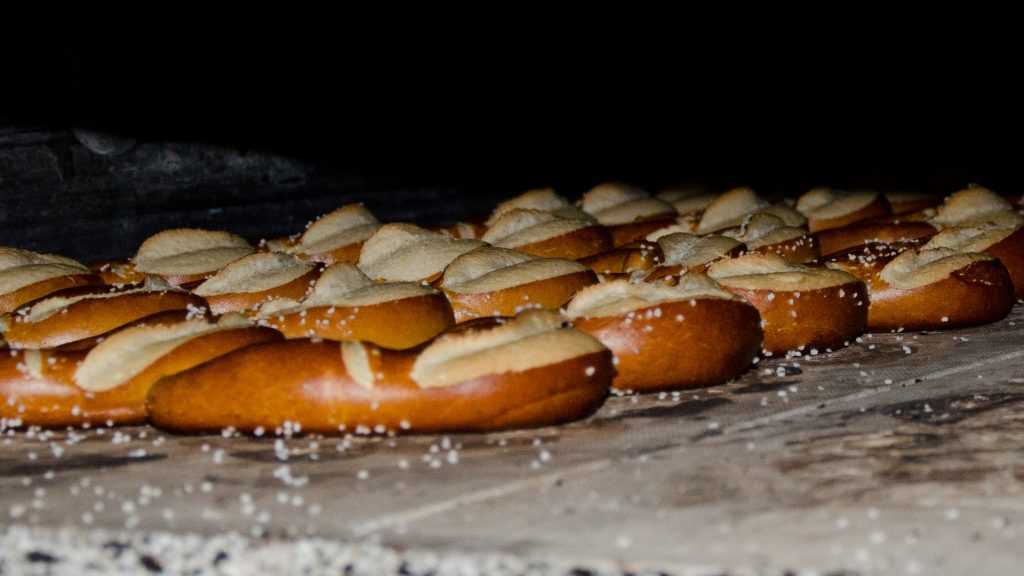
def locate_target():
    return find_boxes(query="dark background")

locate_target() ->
[1,5,1022,259]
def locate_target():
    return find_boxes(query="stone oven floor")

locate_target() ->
[2,306,1023,575]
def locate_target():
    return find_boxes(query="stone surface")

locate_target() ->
[1,307,1022,575]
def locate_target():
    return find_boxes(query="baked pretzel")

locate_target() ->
[1,277,207,350]
[580,182,676,246]
[440,247,597,322]
[0,248,102,314]
[796,188,891,233]
[827,242,1015,330]
[257,263,454,349]
[357,223,485,283]
[192,252,318,314]
[281,204,381,265]
[0,315,279,427]
[707,254,868,354]
[133,228,254,286]
[566,274,761,391]
[148,311,613,435]
[482,209,611,260]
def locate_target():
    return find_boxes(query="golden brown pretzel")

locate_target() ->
[707,254,868,355]
[567,275,762,392]
[1,280,207,350]
[256,263,455,349]
[0,316,280,427]
[440,247,597,323]
[148,311,613,435]
[826,242,1015,331]
[192,252,320,314]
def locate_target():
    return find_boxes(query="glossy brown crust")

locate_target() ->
[871,210,934,224]
[53,309,194,352]
[822,241,914,275]
[510,225,613,260]
[578,242,664,274]
[643,265,687,284]
[720,281,868,354]
[828,249,1016,331]
[644,244,747,281]
[8,284,121,315]
[890,198,940,215]
[294,242,365,266]
[745,235,820,264]
[202,268,320,315]
[606,217,677,247]
[2,291,207,349]
[92,260,215,287]
[261,293,456,350]
[264,236,298,251]
[0,274,104,315]
[983,226,1024,299]
[0,327,281,427]
[815,222,936,257]
[444,270,598,323]
[572,299,762,392]
[89,259,148,285]
[147,339,613,434]
[867,261,1013,331]
[807,196,892,233]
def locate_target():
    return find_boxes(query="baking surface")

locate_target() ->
[2,306,1023,575]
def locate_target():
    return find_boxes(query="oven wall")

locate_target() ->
[0,127,516,261]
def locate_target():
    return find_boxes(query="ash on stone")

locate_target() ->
[138,554,162,573]
[25,550,58,563]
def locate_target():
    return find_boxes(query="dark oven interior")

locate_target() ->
[2,6,1019,260]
